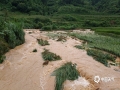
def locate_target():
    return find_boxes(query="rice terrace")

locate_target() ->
[0,0,120,90]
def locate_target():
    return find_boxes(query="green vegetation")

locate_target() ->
[75,45,85,50]
[22,17,51,29]
[20,14,120,30]
[75,44,116,66]
[37,39,49,46]
[0,55,6,64]
[1,11,120,30]
[47,32,68,41]
[70,33,120,57]
[3,22,25,48]
[52,62,80,90]
[92,27,120,36]
[42,49,61,61]
[1,0,120,15]
[32,49,37,52]
[47,33,59,39]
[42,25,52,31]
[57,35,67,42]
[87,49,116,66]
[0,20,25,63]
[61,15,77,21]
[0,37,9,55]
[1,0,120,31]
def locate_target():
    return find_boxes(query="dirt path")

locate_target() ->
[0,29,120,90]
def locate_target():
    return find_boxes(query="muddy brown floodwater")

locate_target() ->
[0,29,120,90]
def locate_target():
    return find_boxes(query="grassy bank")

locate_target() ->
[0,21,25,63]
[91,27,120,37]
[70,33,120,57]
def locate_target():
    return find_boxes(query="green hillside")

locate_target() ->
[0,0,120,15]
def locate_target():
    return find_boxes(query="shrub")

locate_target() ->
[41,25,52,30]
[37,39,49,46]
[24,23,34,28]
[59,24,77,30]
[57,35,67,42]
[58,5,88,14]
[52,24,58,30]
[34,22,43,29]
[32,49,37,52]
[83,20,110,27]
[0,20,25,64]
[23,19,34,28]
[100,21,110,27]
[0,37,9,55]
[83,20,99,27]
[34,17,52,24]
[3,22,25,48]
[42,49,61,61]
[0,20,5,30]
[0,55,6,64]
[62,15,77,21]
[52,62,80,90]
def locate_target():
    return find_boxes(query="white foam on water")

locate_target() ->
[73,77,90,87]
[64,76,90,89]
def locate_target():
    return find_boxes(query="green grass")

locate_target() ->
[87,49,116,66]
[46,33,68,42]
[51,62,80,90]
[75,43,116,66]
[70,33,120,57]
[92,27,120,35]
[42,49,61,61]
[75,45,85,50]
[37,39,49,46]
[57,35,67,42]
[46,33,59,39]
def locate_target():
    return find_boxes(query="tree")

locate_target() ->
[17,3,28,12]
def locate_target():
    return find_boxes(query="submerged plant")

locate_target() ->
[0,55,6,64]
[75,45,85,50]
[57,35,67,42]
[87,49,116,66]
[52,62,80,90]
[42,49,61,61]
[32,49,37,52]
[37,39,49,46]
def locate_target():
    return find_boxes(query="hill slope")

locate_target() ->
[0,0,120,15]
